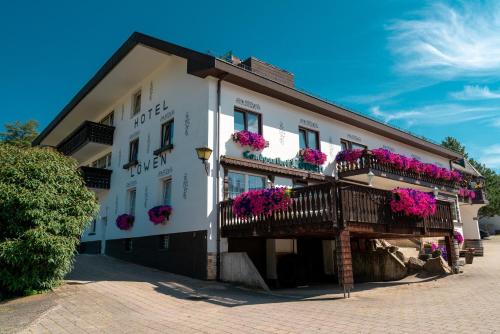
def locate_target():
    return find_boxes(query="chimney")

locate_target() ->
[240,57,294,88]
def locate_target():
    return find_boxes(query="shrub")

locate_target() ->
[0,145,98,296]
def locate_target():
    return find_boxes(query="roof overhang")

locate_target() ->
[34,32,463,161]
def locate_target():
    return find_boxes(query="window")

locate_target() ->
[124,238,133,252]
[100,111,114,126]
[161,120,174,148]
[299,128,319,150]
[128,188,136,216]
[89,219,96,235]
[340,139,367,151]
[158,235,170,250]
[132,90,142,116]
[234,109,261,134]
[228,171,266,198]
[91,153,112,169]
[162,178,172,206]
[129,139,139,162]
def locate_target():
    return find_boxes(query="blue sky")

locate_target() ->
[1,1,499,171]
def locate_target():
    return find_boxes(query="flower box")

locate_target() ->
[390,188,436,219]
[148,205,172,225]
[232,187,292,219]
[116,214,134,230]
[232,130,267,151]
[299,148,327,166]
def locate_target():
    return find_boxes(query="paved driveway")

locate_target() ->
[2,237,500,334]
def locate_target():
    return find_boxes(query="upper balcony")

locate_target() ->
[80,166,112,189]
[57,121,115,162]
[336,149,460,193]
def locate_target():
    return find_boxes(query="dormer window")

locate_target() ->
[132,90,142,117]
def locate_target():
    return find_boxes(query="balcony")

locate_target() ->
[336,150,459,192]
[220,182,454,239]
[57,121,115,162]
[458,188,488,205]
[80,166,112,189]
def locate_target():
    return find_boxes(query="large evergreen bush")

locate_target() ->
[0,145,98,296]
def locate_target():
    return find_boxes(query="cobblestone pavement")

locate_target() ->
[3,237,500,334]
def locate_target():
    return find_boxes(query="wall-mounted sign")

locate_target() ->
[236,98,260,111]
[383,145,395,152]
[133,99,173,128]
[243,151,323,173]
[300,119,319,129]
[129,153,173,177]
[347,134,362,142]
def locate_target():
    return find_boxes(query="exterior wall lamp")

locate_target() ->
[367,171,375,187]
[433,187,439,197]
[195,146,213,175]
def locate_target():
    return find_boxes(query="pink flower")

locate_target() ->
[148,205,173,224]
[301,148,327,165]
[233,187,292,219]
[454,230,464,244]
[336,149,364,162]
[390,188,436,218]
[232,130,266,151]
[116,214,134,230]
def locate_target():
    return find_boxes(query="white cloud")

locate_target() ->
[451,85,500,100]
[479,144,500,169]
[370,103,499,127]
[388,2,500,78]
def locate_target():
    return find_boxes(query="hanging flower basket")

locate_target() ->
[390,188,436,219]
[299,148,327,166]
[116,214,134,230]
[232,187,292,219]
[148,205,173,225]
[232,130,267,151]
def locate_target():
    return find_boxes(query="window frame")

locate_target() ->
[340,138,367,151]
[227,170,267,199]
[131,90,142,117]
[154,119,175,156]
[100,111,114,126]
[128,188,137,216]
[88,218,97,235]
[128,138,139,163]
[234,107,263,135]
[161,178,172,206]
[299,127,320,150]
[158,235,170,251]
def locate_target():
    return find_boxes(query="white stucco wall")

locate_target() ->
[81,56,214,251]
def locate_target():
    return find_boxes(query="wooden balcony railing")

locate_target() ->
[80,166,112,189]
[220,183,337,238]
[339,183,454,235]
[336,151,460,190]
[220,182,454,238]
[57,121,115,156]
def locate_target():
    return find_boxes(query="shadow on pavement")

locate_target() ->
[66,254,449,308]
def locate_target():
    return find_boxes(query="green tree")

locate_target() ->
[0,120,39,148]
[0,145,98,297]
[441,137,500,217]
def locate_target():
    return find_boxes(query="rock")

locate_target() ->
[407,257,425,274]
[395,250,407,263]
[423,256,452,275]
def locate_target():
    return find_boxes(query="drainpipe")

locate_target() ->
[215,74,227,281]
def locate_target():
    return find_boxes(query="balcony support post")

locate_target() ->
[444,234,456,271]
[336,229,354,298]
